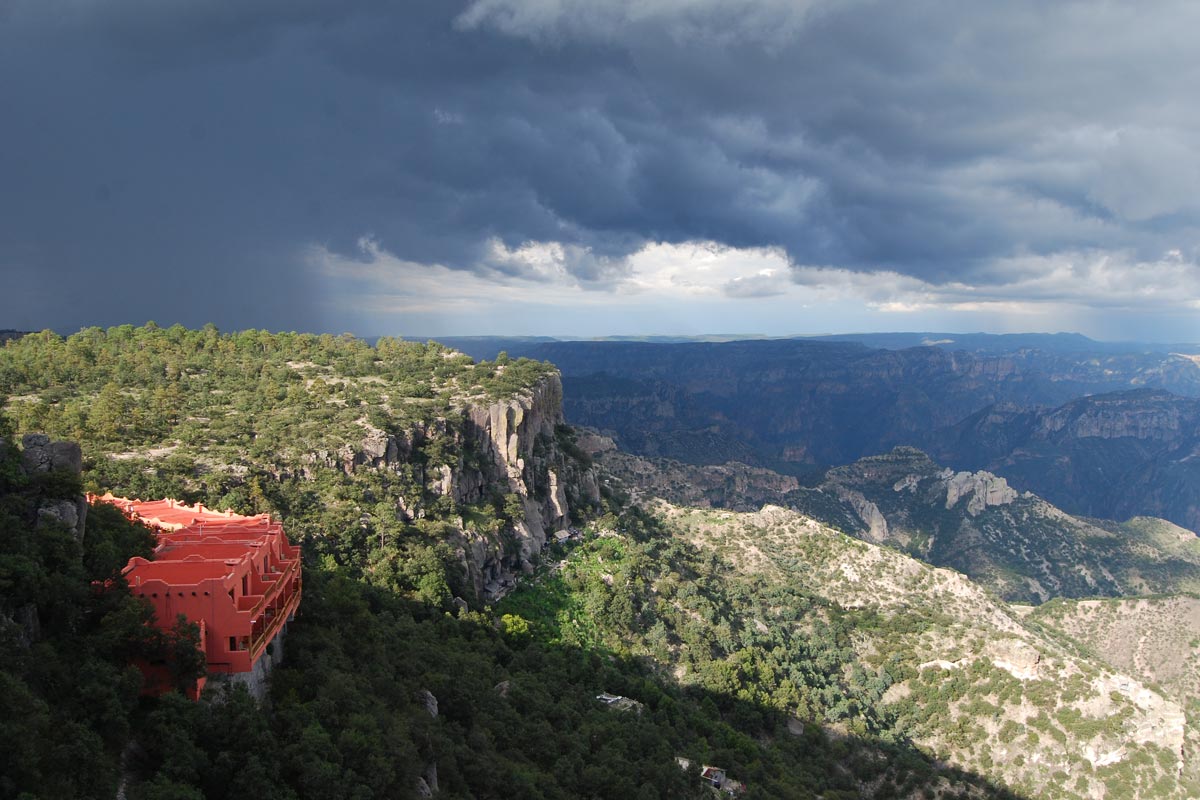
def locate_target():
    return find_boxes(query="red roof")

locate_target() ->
[123,556,241,585]
[155,542,269,561]
[96,494,275,530]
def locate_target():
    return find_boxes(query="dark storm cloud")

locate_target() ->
[2,0,1199,333]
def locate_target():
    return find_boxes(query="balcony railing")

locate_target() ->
[235,558,299,614]
[248,578,302,660]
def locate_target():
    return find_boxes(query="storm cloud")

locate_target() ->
[2,0,1199,338]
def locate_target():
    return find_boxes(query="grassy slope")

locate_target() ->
[503,502,1199,800]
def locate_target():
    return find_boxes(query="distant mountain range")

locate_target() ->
[425,331,1200,359]
[427,335,1200,532]
[805,331,1200,354]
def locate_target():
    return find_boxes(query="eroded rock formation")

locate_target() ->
[306,374,601,600]
[939,468,1018,516]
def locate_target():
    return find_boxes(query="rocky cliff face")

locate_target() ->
[941,389,1200,532]
[311,374,601,600]
[937,468,1019,515]
[454,374,601,597]
[1037,392,1187,440]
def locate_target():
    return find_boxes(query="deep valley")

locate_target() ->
[2,326,1200,799]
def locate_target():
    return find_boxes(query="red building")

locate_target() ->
[95,494,302,697]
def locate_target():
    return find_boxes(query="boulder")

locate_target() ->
[21,434,82,474]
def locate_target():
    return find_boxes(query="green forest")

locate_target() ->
[0,326,1024,799]
[0,437,1013,799]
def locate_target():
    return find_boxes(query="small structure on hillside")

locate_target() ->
[676,758,746,795]
[596,691,645,714]
[95,494,302,699]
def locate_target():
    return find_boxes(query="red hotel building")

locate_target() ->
[95,494,302,697]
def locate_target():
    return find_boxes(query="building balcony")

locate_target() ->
[236,558,300,614]
[248,579,302,662]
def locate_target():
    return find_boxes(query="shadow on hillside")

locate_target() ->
[120,562,1032,799]
[281,567,1028,800]
[489,593,1027,798]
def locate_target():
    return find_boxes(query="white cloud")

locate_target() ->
[311,236,1200,323]
[724,270,791,298]
[306,236,598,314]
[482,238,630,286]
[791,250,1200,316]
[308,236,799,312]
[620,241,793,296]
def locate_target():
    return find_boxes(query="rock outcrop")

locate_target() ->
[0,432,89,646]
[939,468,1018,516]
[985,638,1041,680]
[835,488,889,542]
[19,433,87,542]
[21,433,83,474]
[415,689,440,797]
[307,374,601,600]
[452,375,600,597]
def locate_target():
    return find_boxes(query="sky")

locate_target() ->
[3,0,1200,341]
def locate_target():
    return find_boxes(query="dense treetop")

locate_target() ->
[0,324,562,617]
[0,324,555,458]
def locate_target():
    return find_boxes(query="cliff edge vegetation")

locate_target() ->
[0,324,598,603]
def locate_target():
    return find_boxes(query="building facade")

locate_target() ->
[95,494,302,697]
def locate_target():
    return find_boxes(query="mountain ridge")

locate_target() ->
[591,439,1200,604]
[940,389,1200,531]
